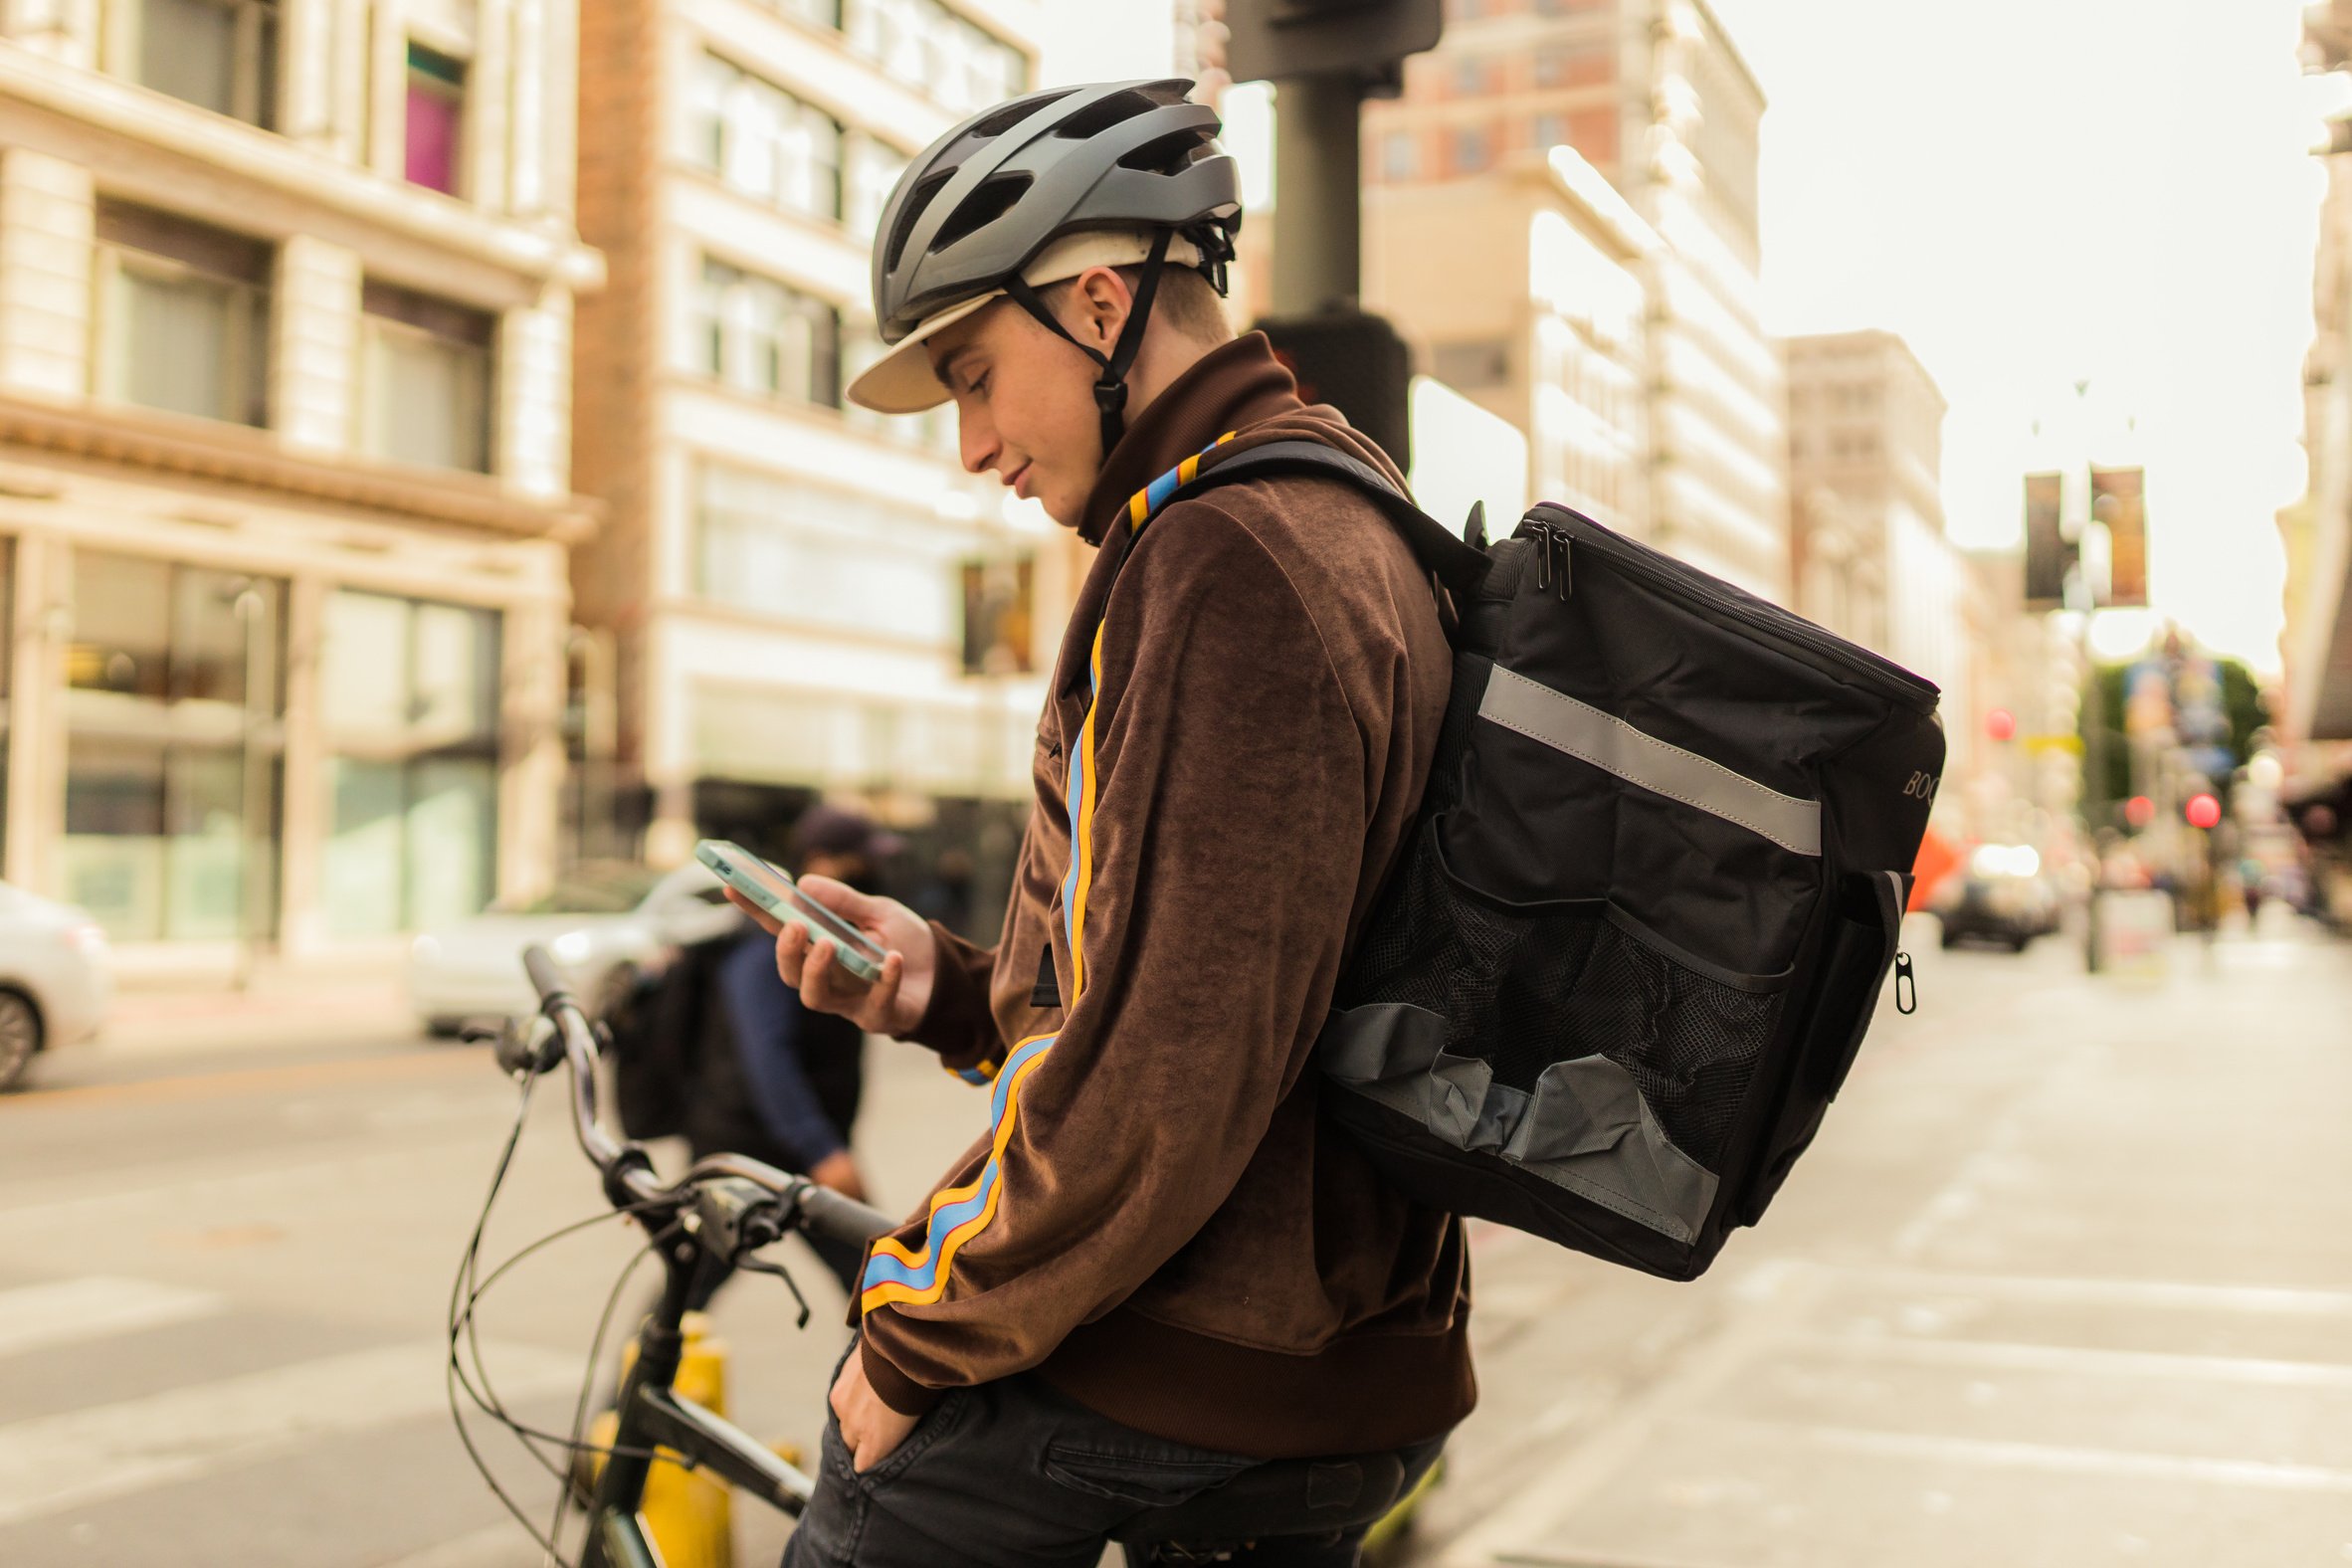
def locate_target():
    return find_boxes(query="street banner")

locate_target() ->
[2023,473,2069,607]
[2091,466,2148,608]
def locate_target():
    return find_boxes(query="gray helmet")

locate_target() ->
[869,79,1243,452]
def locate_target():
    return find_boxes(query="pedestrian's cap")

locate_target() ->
[790,805,904,865]
[846,229,1206,415]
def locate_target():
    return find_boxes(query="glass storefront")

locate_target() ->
[319,589,499,937]
[62,550,284,941]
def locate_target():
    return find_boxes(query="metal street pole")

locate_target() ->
[1271,72,1362,313]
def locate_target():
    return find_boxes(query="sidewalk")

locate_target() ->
[1410,918,2352,1568]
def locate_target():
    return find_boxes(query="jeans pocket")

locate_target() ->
[858,1387,972,1491]
[1042,1441,1253,1508]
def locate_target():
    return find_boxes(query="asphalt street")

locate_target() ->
[0,911,2343,1567]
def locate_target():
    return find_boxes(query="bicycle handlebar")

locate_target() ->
[514,942,894,1252]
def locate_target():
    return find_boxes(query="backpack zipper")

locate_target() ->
[1524,511,1940,712]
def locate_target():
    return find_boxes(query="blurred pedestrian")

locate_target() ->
[683,806,897,1297]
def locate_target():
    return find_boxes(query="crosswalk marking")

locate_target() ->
[0,1275,223,1360]
[0,1338,583,1526]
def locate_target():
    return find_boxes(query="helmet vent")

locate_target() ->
[884,167,956,274]
[1116,129,1211,176]
[970,89,1074,140]
[1053,87,1161,140]
[933,172,1034,252]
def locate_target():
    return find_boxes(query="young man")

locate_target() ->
[727,81,1471,1566]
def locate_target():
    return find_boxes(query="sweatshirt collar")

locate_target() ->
[1078,332,1303,546]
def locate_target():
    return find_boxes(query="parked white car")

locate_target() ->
[0,881,112,1090]
[407,862,738,1036]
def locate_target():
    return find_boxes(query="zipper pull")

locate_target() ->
[1530,520,1552,593]
[1892,951,1917,1015]
[1550,527,1573,602]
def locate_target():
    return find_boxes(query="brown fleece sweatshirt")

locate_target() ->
[855,332,1473,1461]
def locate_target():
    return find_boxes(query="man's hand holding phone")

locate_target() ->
[722,873,935,1039]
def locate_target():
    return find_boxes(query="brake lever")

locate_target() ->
[735,1251,813,1329]
[490,1016,562,1078]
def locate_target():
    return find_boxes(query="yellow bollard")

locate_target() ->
[585,1312,734,1568]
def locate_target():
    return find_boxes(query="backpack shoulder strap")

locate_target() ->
[1166,439,1490,593]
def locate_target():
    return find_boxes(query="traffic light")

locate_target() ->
[1225,0,1444,87]
[2184,793,2222,831]
[1259,309,1413,470]
[2023,473,2073,609]
[1985,707,2017,742]
[2124,794,2156,829]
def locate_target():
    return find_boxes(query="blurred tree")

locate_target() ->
[2080,654,2266,820]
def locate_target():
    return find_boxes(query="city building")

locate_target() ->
[1363,0,1788,600]
[2279,0,2352,920]
[1784,330,1949,653]
[569,0,1058,903]
[1366,144,1654,536]
[1783,328,1983,800]
[0,0,597,970]
[2287,2,2352,764]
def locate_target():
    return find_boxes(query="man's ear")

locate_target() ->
[1067,266,1134,353]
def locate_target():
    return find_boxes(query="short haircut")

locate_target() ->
[1045,262,1235,346]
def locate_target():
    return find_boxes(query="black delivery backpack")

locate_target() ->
[1144,440,1946,1282]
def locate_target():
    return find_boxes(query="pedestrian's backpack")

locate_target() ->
[1125,440,1944,1281]
[604,934,733,1141]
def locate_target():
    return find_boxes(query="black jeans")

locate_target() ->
[780,1341,1445,1568]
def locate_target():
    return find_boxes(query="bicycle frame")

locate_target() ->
[492,943,889,1568]
[582,1235,813,1567]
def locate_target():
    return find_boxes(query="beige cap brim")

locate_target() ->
[847,230,1205,415]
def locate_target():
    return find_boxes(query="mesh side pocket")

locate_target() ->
[1340,829,1786,1174]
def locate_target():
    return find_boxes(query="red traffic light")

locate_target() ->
[1985,707,2017,742]
[2124,795,2156,829]
[2185,793,2223,831]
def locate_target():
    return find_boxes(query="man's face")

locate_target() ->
[926,283,1114,529]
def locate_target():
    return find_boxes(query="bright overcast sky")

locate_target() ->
[1700,0,2332,673]
[1043,0,2338,672]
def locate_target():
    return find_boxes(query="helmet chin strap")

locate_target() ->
[1002,229,1176,462]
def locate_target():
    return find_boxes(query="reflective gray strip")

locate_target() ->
[1477,666,1823,857]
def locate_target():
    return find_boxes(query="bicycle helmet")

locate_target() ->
[847,79,1243,456]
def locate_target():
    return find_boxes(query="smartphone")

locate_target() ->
[694,839,888,983]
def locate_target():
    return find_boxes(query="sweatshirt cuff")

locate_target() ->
[903,920,997,1071]
[861,1336,943,1419]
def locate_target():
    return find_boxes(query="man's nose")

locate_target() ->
[960,410,999,478]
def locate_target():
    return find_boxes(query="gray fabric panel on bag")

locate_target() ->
[1320,1003,1719,1242]
[1477,666,1824,857]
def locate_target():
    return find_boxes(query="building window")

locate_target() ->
[360,281,493,473]
[695,463,956,645]
[687,53,845,221]
[319,590,499,937]
[404,42,467,194]
[846,133,909,235]
[1451,124,1491,175]
[844,0,1027,112]
[692,259,841,407]
[1532,112,1567,150]
[960,556,1035,675]
[62,552,285,942]
[775,0,842,28]
[1453,56,1487,97]
[123,0,279,128]
[1380,130,1418,182]
[95,200,270,428]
